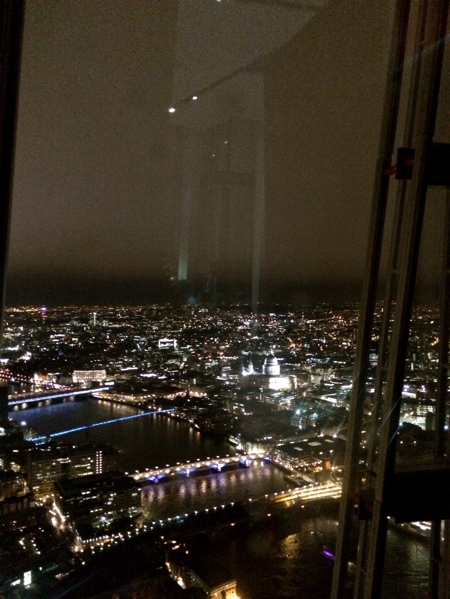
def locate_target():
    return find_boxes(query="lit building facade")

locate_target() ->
[0,470,28,501]
[72,369,106,385]
[54,472,141,546]
[23,443,117,500]
[272,435,345,483]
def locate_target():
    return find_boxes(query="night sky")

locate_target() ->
[6,0,449,307]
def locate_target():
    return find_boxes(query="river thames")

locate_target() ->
[13,396,236,471]
[12,397,430,598]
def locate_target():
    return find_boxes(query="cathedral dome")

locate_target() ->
[263,354,280,376]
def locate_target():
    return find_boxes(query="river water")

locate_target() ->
[13,397,235,471]
[12,397,430,598]
[142,459,289,520]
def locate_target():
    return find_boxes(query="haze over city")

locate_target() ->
[7,0,400,306]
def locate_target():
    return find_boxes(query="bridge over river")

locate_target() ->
[8,386,109,408]
[75,450,343,551]
[132,455,342,504]
[136,454,342,527]
[132,453,260,482]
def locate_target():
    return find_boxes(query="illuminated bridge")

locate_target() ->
[81,481,343,552]
[29,408,175,443]
[270,481,342,503]
[133,455,343,507]
[8,386,110,409]
[133,453,261,482]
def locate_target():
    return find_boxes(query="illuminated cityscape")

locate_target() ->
[0,0,449,597]
[0,302,443,597]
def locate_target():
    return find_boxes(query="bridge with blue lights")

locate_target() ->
[132,453,260,483]
[81,478,343,551]
[29,407,175,443]
[132,456,342,503]
[8,386,110,409]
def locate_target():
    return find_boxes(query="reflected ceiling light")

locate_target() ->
[192,95,198,100]
[168,107,176,113]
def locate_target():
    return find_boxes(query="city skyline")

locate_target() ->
[0,300,441,599]
[1,2,448,594]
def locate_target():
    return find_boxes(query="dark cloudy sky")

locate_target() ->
[6,0,449,306]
